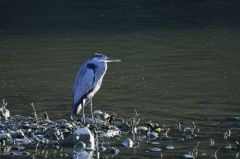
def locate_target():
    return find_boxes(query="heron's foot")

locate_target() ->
[91,116,96,124]
[81,118,86,125]
[80,114,86,124]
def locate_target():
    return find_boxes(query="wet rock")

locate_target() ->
[73,149,93,159]
[75,141,87,149]
[116,122,131,132]
[0,133,11,142]
[93,109,103,116]
[45,127,64,140]
[122,138,134,148]
[93,110,110,120]
[10,130,25,139]
[35,134,49,144]
[106,147,120,155]
[149,147,162,152]
[63,123,73,129]
[183,127,192,132]
[165,145,175,150]
[56,119,68,124]
[150,141,160,145]
[147,131,158,140]
[10,151,30,157]
[229,117,240,121]
[53,142,61,149]
[11,146,25,151]
[182,154,194,159]
[102,112,110,120]
[101,127,121,138]
[14,137,32,145]
[73,127,95,150]
[225,144,233,150]
[99,145,107,152]
[136,126,148,135]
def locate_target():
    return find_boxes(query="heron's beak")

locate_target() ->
[106,57,121,63]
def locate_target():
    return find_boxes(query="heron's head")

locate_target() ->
[92,53,121,63]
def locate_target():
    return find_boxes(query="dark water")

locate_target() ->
[0,0,240,158]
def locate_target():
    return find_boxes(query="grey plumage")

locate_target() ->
[72,53,121,119]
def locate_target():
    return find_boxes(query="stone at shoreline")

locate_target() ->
[136,126,148,135]
[64,127,95,150]
[121,138,134,148]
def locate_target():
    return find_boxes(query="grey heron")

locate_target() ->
[72,53,121,121]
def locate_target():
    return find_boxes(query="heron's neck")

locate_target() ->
[96,62,107,76]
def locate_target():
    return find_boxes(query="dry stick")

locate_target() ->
[214,146,221,159]
[31,102,39,123]
[192,142,200,158]
[236,152,239,159]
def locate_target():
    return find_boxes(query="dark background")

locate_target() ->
[1,0,240,34]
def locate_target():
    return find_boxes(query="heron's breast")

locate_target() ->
[88,78,103,98]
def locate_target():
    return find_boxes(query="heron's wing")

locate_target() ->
[73,62,95,107]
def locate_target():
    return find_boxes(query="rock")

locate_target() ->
[73,127,95,150]
[136,126,148,135]
[73,149,94,159]
[165,145,175,150]
[225,144,233,150]
[102,112,110,119]
[101,128,121,138]
[10,151,30,157]
[229,117,240,121]
[149,147,162,152]
[63,123,73,129]
[122,138,134,148]
[106,147,120,155]
[182,154,194,159]
[150,141,160,145]
[10,130,25,139]
[183,127,192,132]
[147,131,158,140]
[93,110,110,119]
[14,138,32,145]
[99,145,107,152]
[93,110,103,116]
[74,141,87,149]
[116,122,131,132]
[0,133,11,142]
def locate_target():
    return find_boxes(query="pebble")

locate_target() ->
[182,154,194,159]
[149,147,162,152]
[122,138,134,148]
[150,141,160,145]
[147,131,158,140]
[136,126,148,135]
[165,145,175,150]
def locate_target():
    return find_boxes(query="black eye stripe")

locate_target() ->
[87,63,97,70]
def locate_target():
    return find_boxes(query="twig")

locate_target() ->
[214,146,221,159]
[192,141,200,158]
[31,102,39,123]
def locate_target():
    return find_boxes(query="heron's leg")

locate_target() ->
[90,98,95,121]
[82,100,86,123]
